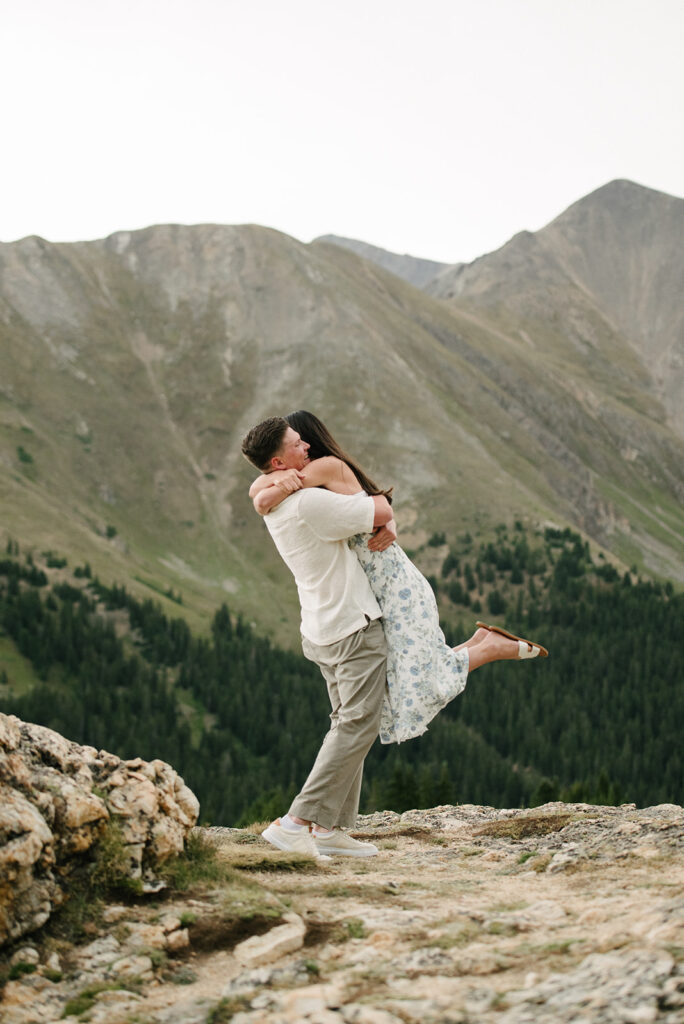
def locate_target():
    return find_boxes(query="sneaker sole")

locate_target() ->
[313,844,378,857]
[262,825,331,861]
[261,825,294,853]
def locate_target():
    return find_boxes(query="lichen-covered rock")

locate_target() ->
[0,713,200,946]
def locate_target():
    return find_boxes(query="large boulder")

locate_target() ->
[0,713,199,946]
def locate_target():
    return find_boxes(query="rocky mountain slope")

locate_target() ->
[1,181,682,642]
[428,180,684,439]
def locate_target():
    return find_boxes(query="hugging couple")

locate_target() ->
[241,411,547,860]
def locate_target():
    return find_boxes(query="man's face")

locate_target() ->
[272,426,310,471]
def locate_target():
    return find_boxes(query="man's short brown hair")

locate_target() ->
[241,416,289,471]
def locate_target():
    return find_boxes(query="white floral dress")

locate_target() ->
[349,534,469,743]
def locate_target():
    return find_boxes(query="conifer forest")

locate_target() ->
[1,525,681,825]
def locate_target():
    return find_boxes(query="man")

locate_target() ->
[241,416,393,858]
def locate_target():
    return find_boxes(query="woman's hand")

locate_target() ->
[368,518,397,552]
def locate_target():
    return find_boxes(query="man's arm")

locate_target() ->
[300,488,382,543]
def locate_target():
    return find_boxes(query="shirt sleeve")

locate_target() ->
[298,489,375,542]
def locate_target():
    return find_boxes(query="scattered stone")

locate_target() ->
[76,934,121,970]
[45,951,61,972]
[342,1005,404,1023]
[9,946,39,966]
[233,913,306,968]
[109,953,155,979]
[166,926,190,952]
[388,946,455,976]
[224,959,315,996]
[102,904,130,923]
[122,920,167,951]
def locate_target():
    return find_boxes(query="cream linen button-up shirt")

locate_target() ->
[264,487,381,646]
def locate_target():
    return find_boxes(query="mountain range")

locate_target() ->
[1,179,682,642]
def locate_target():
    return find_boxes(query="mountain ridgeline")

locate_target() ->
[0,178,683,650]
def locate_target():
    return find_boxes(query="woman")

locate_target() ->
[249,411,547,744]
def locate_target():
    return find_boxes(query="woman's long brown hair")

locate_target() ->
[286,410,393,503]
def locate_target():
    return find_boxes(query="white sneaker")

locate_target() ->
[261,819,330,860]
[313,830,378,857]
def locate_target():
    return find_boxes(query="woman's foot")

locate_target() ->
[453,626,488,652]
[467,624,548,670]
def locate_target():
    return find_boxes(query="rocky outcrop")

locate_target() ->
[0,714,199,946]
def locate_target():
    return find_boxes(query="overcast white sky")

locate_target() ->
[2,0,682,263]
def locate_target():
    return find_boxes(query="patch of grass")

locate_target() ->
[226,850,320,873]
[517,851,536,864]
[243,821,270,835]
[43,969,63,983]
[351,825,435,842]
[486,920,520,937]
[8,962,37,980]
[47,818,140,942]
[459,846,484,857]
[489,900,529,912]
[17,445,34,464]
[229,832,261,845]
[142,947,168,969]
[529,854,553,873]
[165,965,198,984]
[345,918,367,940]
[0,634,44,694]
[61,982,127,1018]
[179,911,197,926]
[541,940,575,954]
[425,923,481,949]
[208,996,252,1023]
[89,817,142,896]
[475,814,572,841]
[159,831,233,891]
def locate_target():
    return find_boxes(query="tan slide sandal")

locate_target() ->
[476,621,549,659]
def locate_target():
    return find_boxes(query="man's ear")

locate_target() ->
[270,455,286,471]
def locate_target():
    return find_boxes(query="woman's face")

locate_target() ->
[273,427,310,470]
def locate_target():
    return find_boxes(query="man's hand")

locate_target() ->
[368,518,397,552]
[273,469,305,496]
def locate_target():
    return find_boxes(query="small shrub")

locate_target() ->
[159,831,232,891]
[9,962,37,980]
[208,996,252,1023]
[17,445,34,464]
[345,918,366,939]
